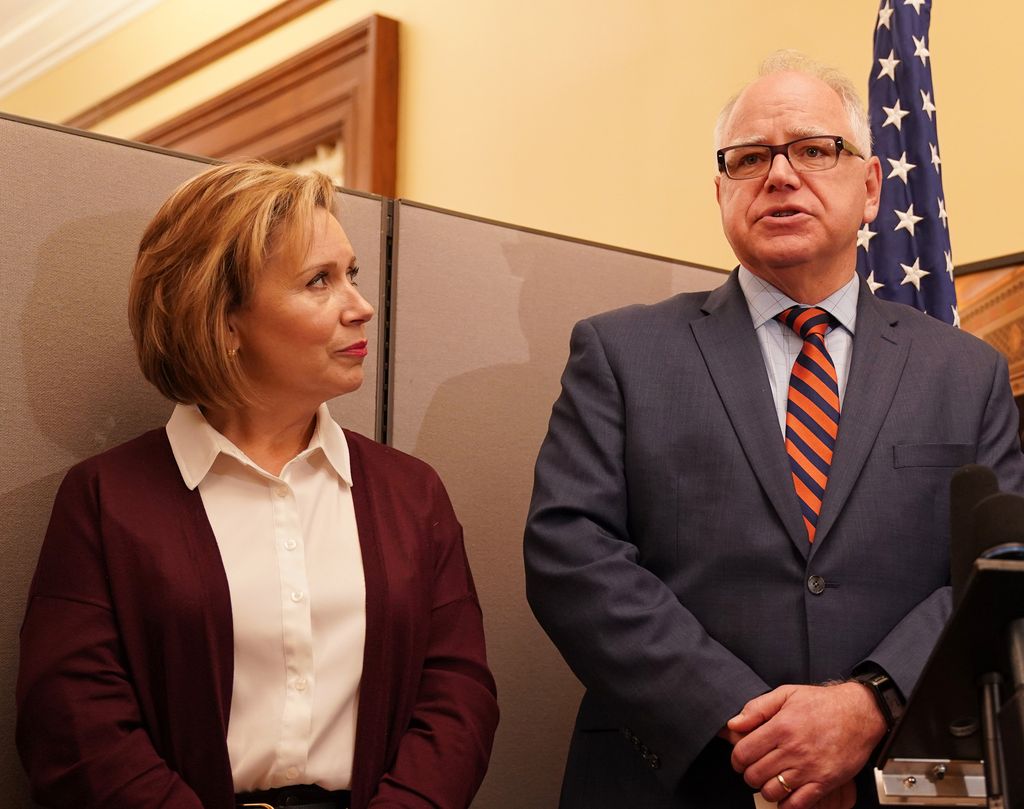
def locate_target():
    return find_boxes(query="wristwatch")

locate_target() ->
[851,669,905,732]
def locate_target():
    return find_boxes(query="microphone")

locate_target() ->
[973,493,1024,563]
[970,493,1024,700]
[950,465,999,608]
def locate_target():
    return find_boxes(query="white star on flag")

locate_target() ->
[951,305,960,328]
[859,0,956,324]
[877,50,900,81]
[920,90,936,120]
[886,152,917,184]
[878,2,895,28]
[857,223,878,251]
[894,204,924,236]
[900,258,930,290]
[912,35,930,65]
[882,99,910,130]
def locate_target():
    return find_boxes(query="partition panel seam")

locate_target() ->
[378,198,396,444]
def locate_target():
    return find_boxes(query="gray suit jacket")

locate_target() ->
[525,272,1024,808]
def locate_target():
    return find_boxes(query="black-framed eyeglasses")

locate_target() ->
[716,135,864,180]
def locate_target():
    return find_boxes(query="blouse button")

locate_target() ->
[284,539,298,551]
[286,766,299,780]
[290,591,305,603]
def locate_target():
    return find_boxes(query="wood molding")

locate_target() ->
[64,0,332,130]
[134,15,397,196]
[955,251,1024,278]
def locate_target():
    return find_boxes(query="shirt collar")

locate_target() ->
[166,402,353,490]
[310,402,353,486]
[737,265,859,335]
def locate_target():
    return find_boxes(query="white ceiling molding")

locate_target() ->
[0,0,161,99]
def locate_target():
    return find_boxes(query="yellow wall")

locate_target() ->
[1,0,1019,269]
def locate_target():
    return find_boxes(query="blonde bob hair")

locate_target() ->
[128,160,335,410]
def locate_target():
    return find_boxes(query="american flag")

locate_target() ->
[856,0,957,326]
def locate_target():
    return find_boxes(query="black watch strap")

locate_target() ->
[851,669,905,732]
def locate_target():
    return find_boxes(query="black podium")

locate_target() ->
[874,558,1024,807]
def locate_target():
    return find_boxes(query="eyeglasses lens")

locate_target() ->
[723,137,840,179]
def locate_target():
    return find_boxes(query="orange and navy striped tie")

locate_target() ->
[776,306,840,543]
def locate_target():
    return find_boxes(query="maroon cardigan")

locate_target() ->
[17,428,498,809]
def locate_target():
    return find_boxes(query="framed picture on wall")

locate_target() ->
[955,251,1024,433]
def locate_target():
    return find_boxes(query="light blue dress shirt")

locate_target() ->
[737,266,859,435]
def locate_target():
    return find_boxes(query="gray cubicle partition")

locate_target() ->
[0,114,386,804]
[387,200,727,808]
[2,113,729,807]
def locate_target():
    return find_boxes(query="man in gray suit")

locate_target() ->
[524,52,1024,809]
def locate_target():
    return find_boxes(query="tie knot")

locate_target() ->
[777,306,833,340]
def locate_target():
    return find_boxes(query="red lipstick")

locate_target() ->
[339,340,368,357]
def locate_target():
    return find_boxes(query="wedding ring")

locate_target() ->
[777,773,794,793]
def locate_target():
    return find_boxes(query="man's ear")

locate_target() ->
[715,173,722,206]
[862,155,883,224]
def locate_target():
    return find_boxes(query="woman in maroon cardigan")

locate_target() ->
[17,162,498,809]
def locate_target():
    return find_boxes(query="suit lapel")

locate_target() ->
[812,286,909,549]
[691,272,809,555]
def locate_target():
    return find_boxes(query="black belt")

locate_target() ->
[236,784,350,809]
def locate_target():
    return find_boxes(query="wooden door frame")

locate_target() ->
[65,5,398,196]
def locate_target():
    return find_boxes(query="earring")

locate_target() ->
[228,348,238,358]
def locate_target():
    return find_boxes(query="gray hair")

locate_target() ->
[713,50,872,156]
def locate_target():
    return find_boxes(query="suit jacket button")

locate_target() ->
[647,753,661,769]
[807,575,826,595]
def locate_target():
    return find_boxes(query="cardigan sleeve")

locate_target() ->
[16,462,206,809]
[367,471,499,809]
